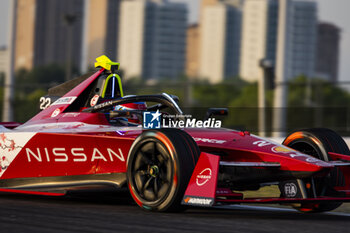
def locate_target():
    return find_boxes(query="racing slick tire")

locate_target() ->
[127,128,200,212]
[280,128,350,213]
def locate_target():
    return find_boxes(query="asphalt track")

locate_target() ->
[0,190,350,233]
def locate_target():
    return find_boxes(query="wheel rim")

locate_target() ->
[288,141,322,160]
[131,139,173,203]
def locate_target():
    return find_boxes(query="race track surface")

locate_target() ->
[0,190,350,233]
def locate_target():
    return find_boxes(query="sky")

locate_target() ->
[0,0,349,82]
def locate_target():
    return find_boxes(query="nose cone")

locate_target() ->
[185,128,334,173]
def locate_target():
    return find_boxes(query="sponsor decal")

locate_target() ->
[288,152,320,163]
[194,138,226,144]
[90,95,100,107]
[305,157,319,163]
[51,108,61,118]
[253,140,323,164]
[62,113,80,118]
[272,146,295,153]
[51,97,77,106]
[284,183,298,197]
[253,140,272,147]
[216,188,231,195]
[143,110,161,129]
[183,196,213,206]
[93,100,113,110]
[196,168,212,186]
[26,147,125,163]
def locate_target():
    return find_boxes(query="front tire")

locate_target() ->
[127,129,200,212]
[280,128,350,213]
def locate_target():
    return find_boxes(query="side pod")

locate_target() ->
[182,152,220,207]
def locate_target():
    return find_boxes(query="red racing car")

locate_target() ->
[1,56,350,213]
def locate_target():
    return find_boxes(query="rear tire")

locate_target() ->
[127,129,200,212]
[280,128,350,213]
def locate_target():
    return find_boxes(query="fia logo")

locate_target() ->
[284,183,298,197]
[143,110,161,129]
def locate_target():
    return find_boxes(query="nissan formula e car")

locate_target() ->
[1,56,350,213]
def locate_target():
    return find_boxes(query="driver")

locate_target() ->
[88,82,146,126]
[111,101,147,126]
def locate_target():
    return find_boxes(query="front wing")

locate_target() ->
[182,152,350,207]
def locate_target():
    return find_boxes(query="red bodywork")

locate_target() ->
[1,69,350,207]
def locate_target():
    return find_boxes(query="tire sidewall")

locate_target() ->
[126,130,182,211]
[284,133,329,161]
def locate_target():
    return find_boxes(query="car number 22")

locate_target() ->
[39,97,51,110]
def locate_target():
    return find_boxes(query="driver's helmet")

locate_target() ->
[114,102,147,125]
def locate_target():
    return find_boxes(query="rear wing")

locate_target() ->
[39,72,95,110]
[38,55,123,111]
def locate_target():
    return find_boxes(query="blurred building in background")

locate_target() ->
[10,0,339,84]
[198,1,242,83]
[287,0,317,80]
[240,0,278,82]
[240,0,317,82]
[0,46,8,74]
[315,22,341,83]
[118,0,187,80]
[186,24,199,78]
[186,0,242,83]
[15,0,84,72]
[81,0,121,73]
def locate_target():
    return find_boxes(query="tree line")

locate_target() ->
[1,65,349,135]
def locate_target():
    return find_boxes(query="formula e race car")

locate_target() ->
[1,56,350,213]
